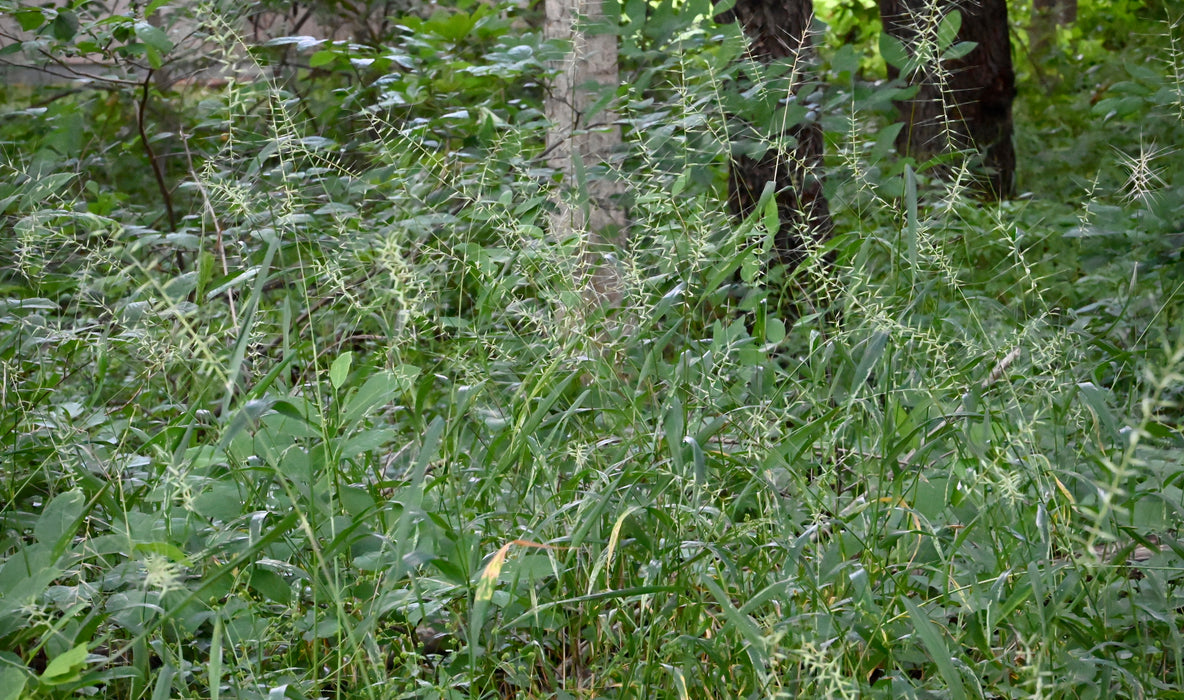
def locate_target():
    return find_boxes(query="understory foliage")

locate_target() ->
[1,0,1183,698]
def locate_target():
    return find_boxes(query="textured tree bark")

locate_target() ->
[544,0,626,305]
[879,0,1017,198]
[716,0,832,269]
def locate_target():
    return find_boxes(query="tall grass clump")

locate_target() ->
[1,0,1182,697]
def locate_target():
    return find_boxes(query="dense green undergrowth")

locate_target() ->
[1,0,1183,697]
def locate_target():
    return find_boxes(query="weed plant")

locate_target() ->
[1,0,1182,698]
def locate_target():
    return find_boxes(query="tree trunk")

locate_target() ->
[716,0,832,269]
[1030,0,1077,57]
[879,0,1016,198]
[545,0,626,305]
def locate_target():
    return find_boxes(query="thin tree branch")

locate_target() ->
[137,70,182,270]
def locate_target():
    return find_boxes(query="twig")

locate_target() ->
[137,70,182,269]
[179,130,237,326]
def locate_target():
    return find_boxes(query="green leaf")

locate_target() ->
[0,667,28,700]
[341,372,400,428]
[134,21,174,53]
[272,398,313,424]
[34,489,85,554]
[942,40,977,61]
[41,643,89,685]
[936,9,962,52]
[663,396,685,473]
[760,182,779,236]
[0,545,60,602]
[209,616,223,700]
[765,317,786,344]
[329,351,353,390]
[145,44,164,70]
[192,481,246,522]
[220,397,277,447]
[1076,382,1120,441]
[132,542,192,566]
[879,33,909,70]
[309,50,337,68]
[249,566,291,604]
[340,427,397,456]
[391,417,445,579]
[872,122,905,160]
[901,596,967,700]
[52,10,78,40]
[850,330,889,399]
[702,576,768,674]
[670,172,688,197]
[15,8,46,31]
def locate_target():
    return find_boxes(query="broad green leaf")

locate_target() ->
[340,427,397,456]
[765,317,786,344]
[1076,382,1120,441]
[507,554,555,583]
[338,484,376,517]
[942,40,978,61]
[1,297,58,312]
[272,398,313,424]
[760,182,779,237]
[192,481,246,522]
[0,667,27,700]
[0,545,60,601]
[390,417,445,579]
[872,122,905,160]
[52,10,78,40]
[15,9,46,31]
[670,171,688,197]
[341,371,400,427]
[936,9,962,52]
[34,489,85,554]
[879,33,910,70]
[329,351,353,389]
[220,397,277,447]
[134,21,173,53]
[145,44,163,70]
[309,50,336,68]
[132,542,191,566]
[41,643,88,684]
[277,448,312,485]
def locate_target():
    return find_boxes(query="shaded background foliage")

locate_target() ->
[1,0,1183,697]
